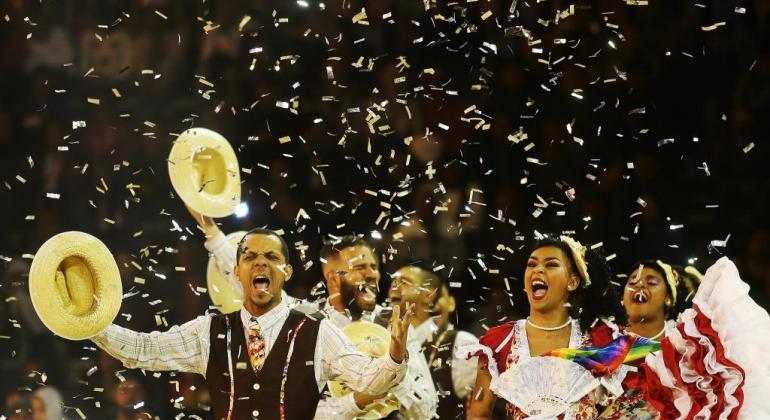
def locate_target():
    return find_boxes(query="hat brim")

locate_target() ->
[168,128,241,218]
[28,231,122,340]
[328,322,399,418]
[206,231,245,313]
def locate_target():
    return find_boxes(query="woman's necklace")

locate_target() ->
[649,325,666,340]
[630,323,667,340]
[526,316,572,331]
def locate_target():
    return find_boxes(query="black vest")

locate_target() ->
[422,326,467,419]
[205,310,322,420]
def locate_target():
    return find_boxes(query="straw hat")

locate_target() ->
[28,231,122,340]
[206,231,245,313]
[168,127,241,218]
[328,321,399,418]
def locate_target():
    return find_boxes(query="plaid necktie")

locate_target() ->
[247,318,266,375]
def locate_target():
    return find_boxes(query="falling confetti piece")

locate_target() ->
[701,22,726,31]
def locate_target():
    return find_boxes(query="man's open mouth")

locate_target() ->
[252,275,270,292]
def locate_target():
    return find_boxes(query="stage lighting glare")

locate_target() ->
[234,202,249,218]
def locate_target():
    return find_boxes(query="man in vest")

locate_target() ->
[204,228,437,418]
[92,228,413,420]
[389,265,478,419]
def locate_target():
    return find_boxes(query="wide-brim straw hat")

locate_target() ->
[28,231,122,340]
[168,127,241,218]
[206,231,245,313]
[328,321,399,418]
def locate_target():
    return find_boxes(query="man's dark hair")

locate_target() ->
[236,228,290,263]
[400,261,444,303]
[319,235,377,265]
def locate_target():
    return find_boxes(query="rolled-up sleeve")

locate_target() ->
[204,231,241,294]
[315,319,406,395]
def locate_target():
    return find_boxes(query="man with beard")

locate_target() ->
[318,235,384,326]
[389,265,478,419]
[92,228,413,419]
[194,225,436,418]
[316,236,438,419]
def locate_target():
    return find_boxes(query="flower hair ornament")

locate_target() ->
[655,260,679,306]
[559,236,591,288]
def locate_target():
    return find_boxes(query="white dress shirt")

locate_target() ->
[91,300,406,416]
[316,302,439,419]
[411,318,479,399]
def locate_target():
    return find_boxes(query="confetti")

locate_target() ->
[701,22,726,31]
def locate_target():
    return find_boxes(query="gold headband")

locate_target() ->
[559,236,591,288]
[655,260,679,306]
[684,266,704,283]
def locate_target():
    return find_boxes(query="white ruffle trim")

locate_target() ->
[643,257,770,419]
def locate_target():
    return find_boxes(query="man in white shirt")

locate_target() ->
[389,265,479,418]
[317,236,438,419]
[199,218,437,418]
[92,228,413,420]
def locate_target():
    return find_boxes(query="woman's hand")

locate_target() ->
[467,357,497,420]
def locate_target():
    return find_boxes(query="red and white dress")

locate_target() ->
[635,257,770,419]
[467,257,770,419]
[599,320,677,420]
[471,318,622,419]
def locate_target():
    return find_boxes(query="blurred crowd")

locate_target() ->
[0,0,769,418]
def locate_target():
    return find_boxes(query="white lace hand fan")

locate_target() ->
[490,356,600,418]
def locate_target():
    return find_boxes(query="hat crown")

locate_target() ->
[192,146,228,195]
[29,231,122,340]
[55,256,96,316]
[167,127,241,218]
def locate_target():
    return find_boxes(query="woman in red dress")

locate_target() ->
[467,235,623,419]
[599,260,690,419]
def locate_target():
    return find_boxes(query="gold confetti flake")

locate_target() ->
[701,22,726,31]
[352,8,368,24]
[238,15,251,31]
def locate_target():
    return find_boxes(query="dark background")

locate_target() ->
[0,0,768,418]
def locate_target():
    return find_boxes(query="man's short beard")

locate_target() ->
[339,281,376,315]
